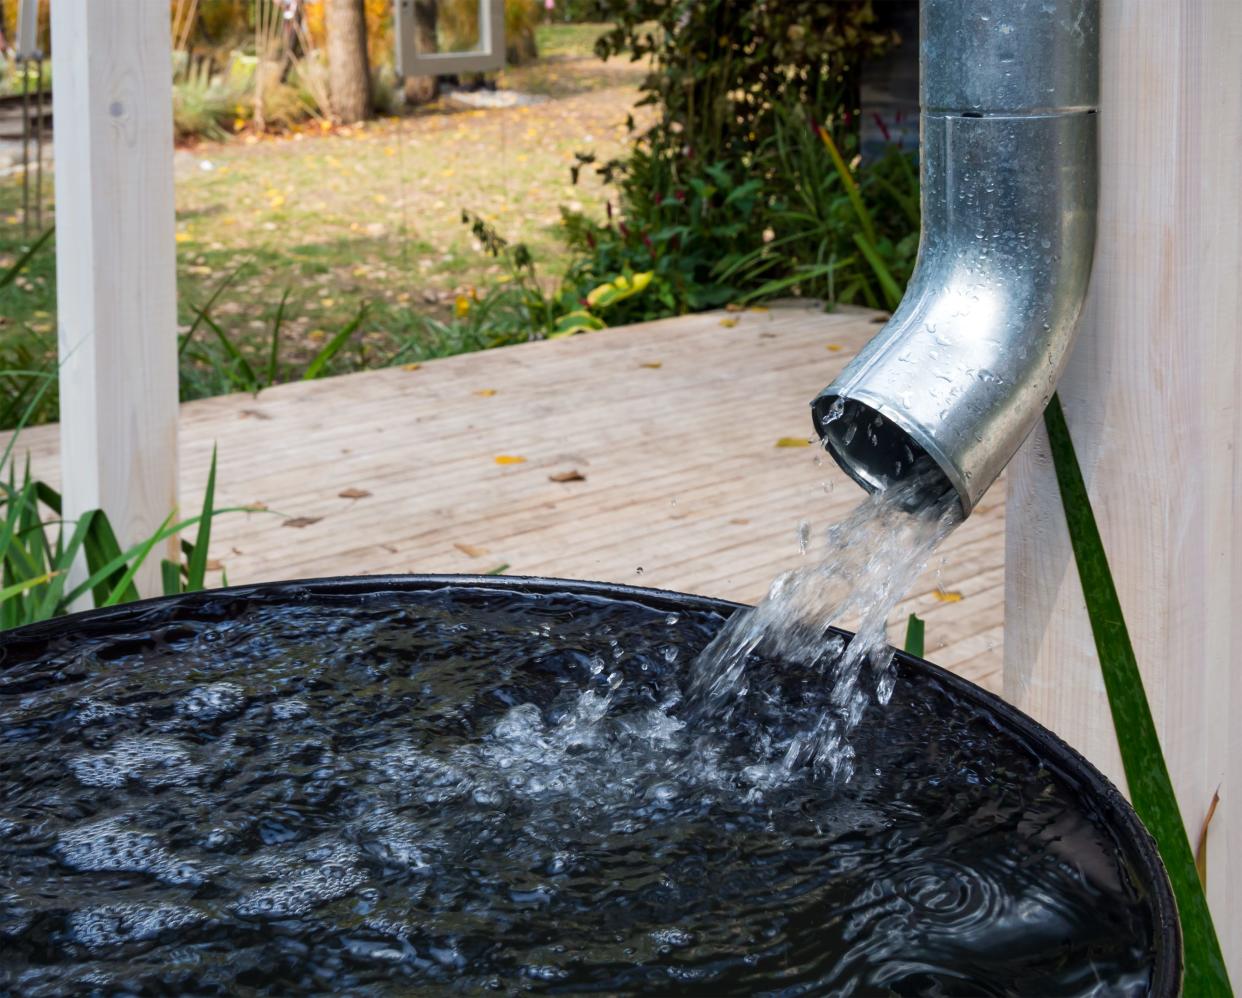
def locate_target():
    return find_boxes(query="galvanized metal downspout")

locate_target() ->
[813,0,1098,516]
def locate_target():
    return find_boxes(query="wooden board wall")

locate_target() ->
[1004,0,1242,976]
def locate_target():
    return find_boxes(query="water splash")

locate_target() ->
[690,462,961,782]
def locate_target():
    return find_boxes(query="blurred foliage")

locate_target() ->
[550,0,917,322]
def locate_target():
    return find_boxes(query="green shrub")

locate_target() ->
[172,56,244,142]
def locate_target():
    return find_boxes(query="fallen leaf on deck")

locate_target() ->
[474,388,498,397]
[381,544,398,554]
[719,318,739,328]
[776,437,812,448]
[933,588,964,603]
[826,343,843,352]
[239,409,272,420]
[759,332,778,339]
[205,559,224,572]
[639,361,662,369]
[339,488,371,499]
[455,542,488,558]
[495,455,527,465]
[1196,786,1221,887]
[749,305,770,312]
[283,516,322,529]
[549,470,586,483]
[402,363,422,371]
[725,303,744,312]
[730,517,750,525]
[244,502,268,512]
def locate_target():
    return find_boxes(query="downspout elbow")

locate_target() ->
[813,0,1098,517]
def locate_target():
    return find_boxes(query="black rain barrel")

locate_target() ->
[0,575,1180,995]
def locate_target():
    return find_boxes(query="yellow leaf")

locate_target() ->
[269,194,286,208]
[454,542,488,558]
[384,146,397,156]
[933,588,964,603]
[639,361,662,369]
[455,294,471,318]
[826,343,843,352]
[373,194,387,205]
[401,363,422,371]
[474,388,498,397]
[175,232,194,244]
[719,318,739,328]
[775,437,811,448]
[495,455,527,465]
[308,329,327,342]
[320,298,336,308]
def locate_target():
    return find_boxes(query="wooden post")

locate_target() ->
[51,2,179,599]
[1005,0,1242,976]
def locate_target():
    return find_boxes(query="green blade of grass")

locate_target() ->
[817,126,877,246]
[196,307,259,391]
[1044,393,1231,995]
[161,558,183,596]
[303,304,367,380]
[852,233,903,311]
[184,446,217,592]
[179,265,245,358]
[903,613,924,658]
[266,288,291,387]
[0,228,54,291]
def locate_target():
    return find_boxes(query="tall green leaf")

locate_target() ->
[303,305,367,380]
[184,446,218,592]
[903,613,925,659]
[0,228,54,291]
[1044,394,1230,995]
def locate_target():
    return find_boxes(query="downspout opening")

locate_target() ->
[813,394,958,513]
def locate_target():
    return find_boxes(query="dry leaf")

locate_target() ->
[339,488,372,499]
[283,516,322,529]
[495,455,527,465]
[826,343,843,352]
[776,437,812,448]
[933,588,964,603]
[725,303,744,312]
[239,408,272,420]
[381,544,398,554]
[748,305,770,313]
[759,332,778,339]
[639,361,663,369]
[401,363,422,371]
[474,388,498,397]
[730,517,750,525]
[244,501,268,512]
[454,542,488,558]
[205,559,224,571]
[1196,786,1221,887]
[549,470,586,483]
[719,318,739,328]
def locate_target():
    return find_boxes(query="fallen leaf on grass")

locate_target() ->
[401,363,422,371]
[776,437,812,448]
[1196,786,1221,887]
[485,563,510,576]
[495,455,527,465]
[454,542,488,558]
[549,470,586,483]
[283,516,322,529]
[639,361,662,369]
[719,318,739,328]
[339,488,371,499]
[474,388,498,397]
[933,588,964,603]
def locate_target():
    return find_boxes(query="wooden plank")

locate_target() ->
[50,1,179,598]
[1004,0,1242,974]
[4,303,1006,691]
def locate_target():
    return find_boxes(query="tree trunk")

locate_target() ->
[402,0,439,106]
[325,0,371,124]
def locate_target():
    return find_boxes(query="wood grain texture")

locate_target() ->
[5,304,1007,690]
[50,1,179,598]
[1005,0,1242,975]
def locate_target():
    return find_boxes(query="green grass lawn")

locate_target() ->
[0,25,642,427]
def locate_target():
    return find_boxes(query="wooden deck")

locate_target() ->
[7,302,1005,691]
